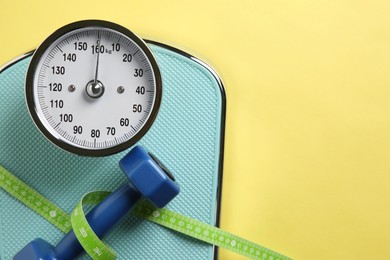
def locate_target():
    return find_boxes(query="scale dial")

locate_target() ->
[26,20,162,156]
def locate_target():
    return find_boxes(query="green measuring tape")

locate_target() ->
[0,165,291,260]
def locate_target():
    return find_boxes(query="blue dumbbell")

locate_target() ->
[14,146,180,259]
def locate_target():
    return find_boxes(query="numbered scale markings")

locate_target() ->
[26,20,162,156]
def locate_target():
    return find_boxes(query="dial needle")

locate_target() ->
[94,31,101,85]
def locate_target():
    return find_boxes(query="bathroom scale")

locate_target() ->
[0,36,226,259]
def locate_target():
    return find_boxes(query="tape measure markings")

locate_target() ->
[0,165,71,233]
[71,191,116,260]
[133,200,288,260]
[0,165,291,260]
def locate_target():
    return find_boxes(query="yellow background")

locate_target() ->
[1,0,390,259]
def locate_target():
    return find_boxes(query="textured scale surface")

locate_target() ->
[0,44,224,259]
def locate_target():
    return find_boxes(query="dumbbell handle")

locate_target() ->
[54,183,141,259]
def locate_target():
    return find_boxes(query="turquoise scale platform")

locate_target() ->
[0,42,225,259]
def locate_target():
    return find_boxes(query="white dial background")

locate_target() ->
[32,27,157,151]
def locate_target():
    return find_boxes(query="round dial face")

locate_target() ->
[26,20,162,156]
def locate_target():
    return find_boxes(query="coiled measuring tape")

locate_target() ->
[0,165,291,260]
